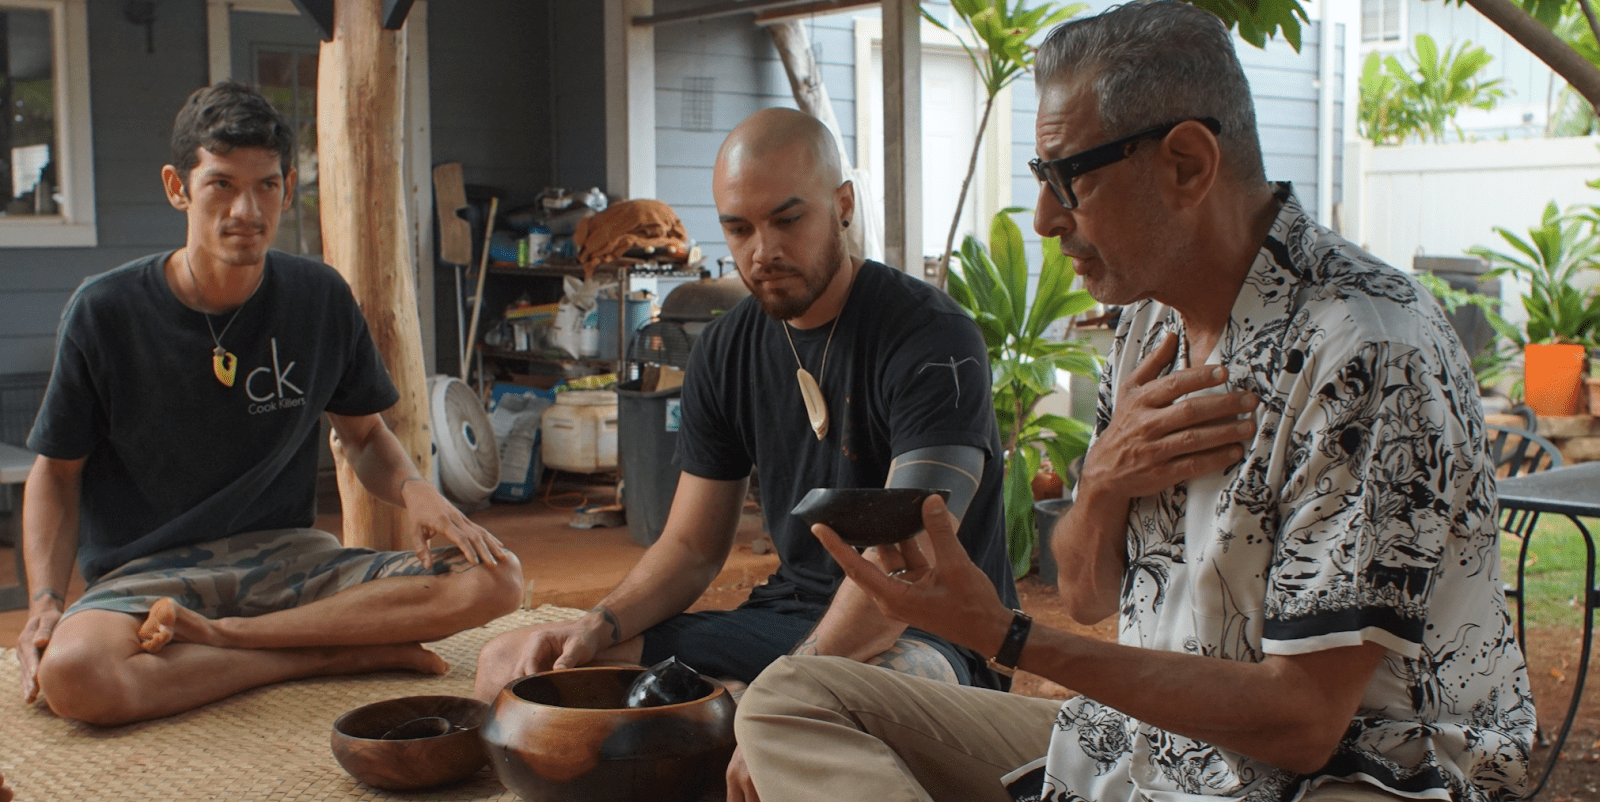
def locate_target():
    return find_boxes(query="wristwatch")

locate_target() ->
[985,609,1033,676]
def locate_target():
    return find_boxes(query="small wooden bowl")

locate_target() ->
[482,666,736,802]
[330,695,489,791]
[790,487,951,547]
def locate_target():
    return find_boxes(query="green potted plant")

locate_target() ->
[947,207,1100,578]
[1468,201,1600,417]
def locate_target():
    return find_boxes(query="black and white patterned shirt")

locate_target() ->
[1014,187,1535,802]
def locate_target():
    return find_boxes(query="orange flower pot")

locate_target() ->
[1523,343,1587,417]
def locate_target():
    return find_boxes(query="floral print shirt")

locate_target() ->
[1009,187,1535,802]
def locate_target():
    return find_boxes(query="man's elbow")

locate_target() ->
[1271,713,1352,775]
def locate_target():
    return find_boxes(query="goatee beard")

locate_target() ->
[753,235,845,321]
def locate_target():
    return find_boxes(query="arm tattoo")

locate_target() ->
[591,605,623,645]
[866,640,960,683]
[32,588,64,605]
[790,632,821,656]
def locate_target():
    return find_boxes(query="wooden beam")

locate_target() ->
[882,0,920,274]
[318,0,431,550]
[382,0,416,29]
[606,0,656,200]
[633,0,832,26]
[288,0,333,40]
[754,0,878,24]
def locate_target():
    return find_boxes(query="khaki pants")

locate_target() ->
[736,655,1411,802]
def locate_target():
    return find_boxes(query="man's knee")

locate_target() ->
[36,636,137,725]
[452,550,524,620]
[739,655,858,728]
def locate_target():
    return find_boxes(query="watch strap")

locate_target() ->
[986,609,1033,676]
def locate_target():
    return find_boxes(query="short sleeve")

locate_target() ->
[28,295,104,460]
[1260,340,1459,659]
[879,312,995,459]
[675,321,753,481]
[323,282,400,417]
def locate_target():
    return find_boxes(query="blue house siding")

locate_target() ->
[1010,17,1344,252]
[653,9,858,261]
[0,1,592,388]
[0,0,206,378]
[1385,0,1556,140]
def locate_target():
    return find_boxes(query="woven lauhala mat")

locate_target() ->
[0,605,585,801]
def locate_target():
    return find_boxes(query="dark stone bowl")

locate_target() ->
[330,695,489,791]
[790,487,951,547]
[481,666,736,802]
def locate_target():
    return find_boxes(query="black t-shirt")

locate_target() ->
[678,260,1017,610]
[28,250,399,583]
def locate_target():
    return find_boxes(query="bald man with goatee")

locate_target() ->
[476,108,1017,796]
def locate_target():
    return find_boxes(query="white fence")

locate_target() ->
[1343,136,1600,276]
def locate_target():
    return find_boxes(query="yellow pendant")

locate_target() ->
[213,350,237,387]
[796,368,828,440]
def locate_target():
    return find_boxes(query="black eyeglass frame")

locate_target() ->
[1029,117,1223,210]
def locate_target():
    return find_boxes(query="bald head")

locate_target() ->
[714,108,844,190]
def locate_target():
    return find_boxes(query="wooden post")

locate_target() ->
[318,0,431,551]
[882,0,922,276]
[766,19,879,261]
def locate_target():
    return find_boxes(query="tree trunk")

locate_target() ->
[767,19,883,262]
[317,0,431,551]
[1463,0,1600,112]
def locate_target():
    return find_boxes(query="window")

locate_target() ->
[1361,0,1403,44]
[0,0,94,247]
[253,47,321,256]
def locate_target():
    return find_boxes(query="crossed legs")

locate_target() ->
[37,553,523,725]
[736,655,1059,802]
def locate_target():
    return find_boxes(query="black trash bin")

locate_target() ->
[1033,498,1073,586]
[618,379,683,547]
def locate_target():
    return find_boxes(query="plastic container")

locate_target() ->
[617,379,682,547]
[1033,498,1073,586]
[541,390,618,474]
[596,297,653,360]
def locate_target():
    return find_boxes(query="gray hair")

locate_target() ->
[1035,2,1267,187]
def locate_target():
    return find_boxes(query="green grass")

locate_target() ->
[1500,515,1598,631]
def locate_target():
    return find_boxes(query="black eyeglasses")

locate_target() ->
[1028,117,1222,210]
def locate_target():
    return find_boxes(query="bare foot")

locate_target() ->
[137,598,226,653]
[318,643,450,677]
[137,598,178,653]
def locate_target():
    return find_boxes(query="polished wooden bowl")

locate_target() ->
[330,695,489,790]
[481,666,736,802]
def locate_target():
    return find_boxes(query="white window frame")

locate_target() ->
[853,16,1011,257]
[1359,0,1407,50]
[1,0,96,248]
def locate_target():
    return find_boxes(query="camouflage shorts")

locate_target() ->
[62,528,472,621]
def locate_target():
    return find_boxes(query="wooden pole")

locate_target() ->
[318,0,431,551]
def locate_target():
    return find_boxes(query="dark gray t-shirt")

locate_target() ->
[29,250,399,584]
[677,260,1017,609]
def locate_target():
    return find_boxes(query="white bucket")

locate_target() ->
[541,390,618,473]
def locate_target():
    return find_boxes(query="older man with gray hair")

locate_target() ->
[733,4,1534,801]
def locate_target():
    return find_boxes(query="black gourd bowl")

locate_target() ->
[790,487,951,547]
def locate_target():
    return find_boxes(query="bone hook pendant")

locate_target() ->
[796,368,829,440]
[213,350,237,387]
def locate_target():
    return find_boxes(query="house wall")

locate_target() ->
[651,5,858,261]
[0,0,209,388]
[1008,15,1345,247]
[0,2,602,412]
[1375,0,1562,140]
[651,4,1340,272]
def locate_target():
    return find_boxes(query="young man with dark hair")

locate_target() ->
[734,5,1534,801]
[17,81,524,726]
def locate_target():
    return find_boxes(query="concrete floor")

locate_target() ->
[0,475,781,647]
